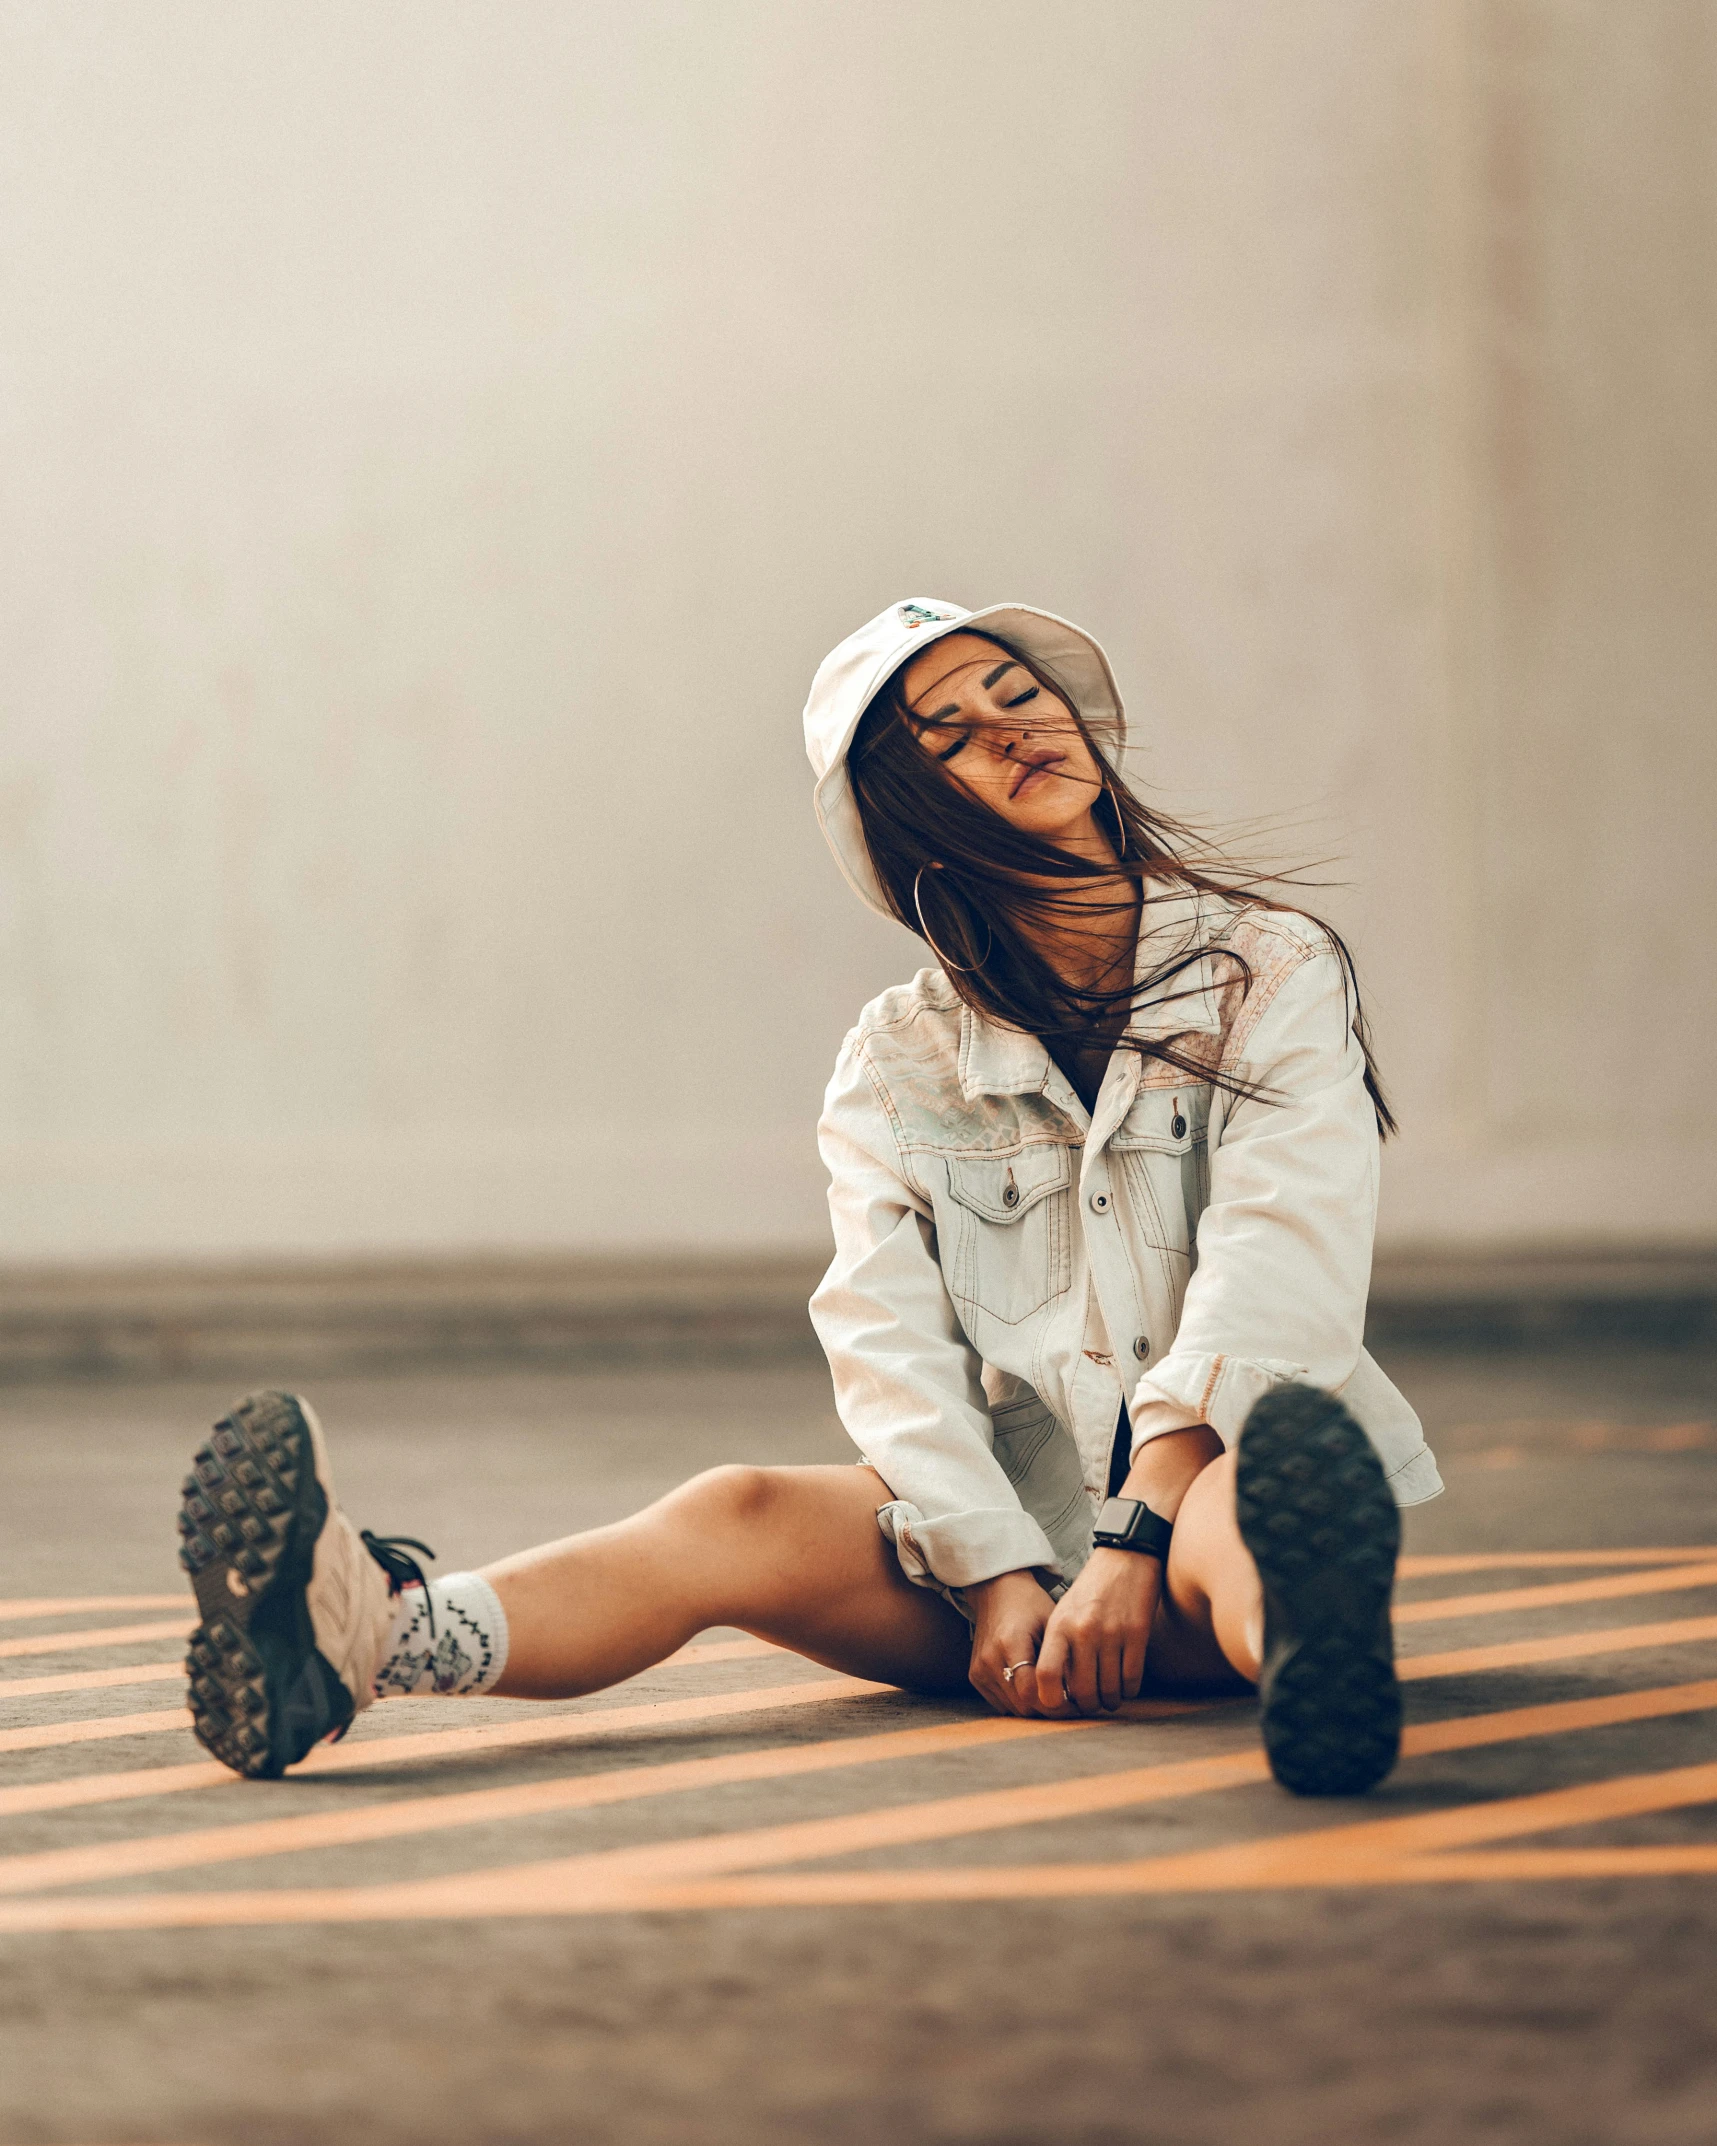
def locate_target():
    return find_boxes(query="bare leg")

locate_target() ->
[481,1463,972,1701]
[1141,1451,1263,1694]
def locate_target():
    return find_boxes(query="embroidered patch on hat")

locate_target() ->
[898,603,954,630]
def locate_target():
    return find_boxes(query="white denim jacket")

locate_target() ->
[802,598,1441,1599]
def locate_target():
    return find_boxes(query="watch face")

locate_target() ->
[1095,1499,1171,1557]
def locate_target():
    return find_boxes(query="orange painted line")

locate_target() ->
[1363,1845,1717,1880]
[1398,1612,1717,1680]
[16,1608,1717,1823]
[563,1753,1717,1913]
[0,1709,193,1756]
[1395,1561,1717,1625]
[0,1661,186,1702]
[315,1680,1717,1918]
[1398,1549,1717,1577]
[1075,1755,1717,1895]
[0,1749,1274,1931]
[0,1714,1104,1897]
[10,1673,1699,1931]
[0,1595,187,1621]
[0,1618,189,1662]
[2,1680,1695,1907]
[1401,1677,1717,1753]
[7,1606,1693,1707]
[0,1673,890,1820]
[0,1637,767,1710]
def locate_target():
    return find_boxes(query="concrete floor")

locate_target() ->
[3,1346,1716,2146]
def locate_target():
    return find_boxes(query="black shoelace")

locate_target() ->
[361,1530,440,1639]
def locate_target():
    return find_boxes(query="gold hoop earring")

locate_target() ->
[913,866,993,974]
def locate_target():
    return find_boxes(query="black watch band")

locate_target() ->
[1091,1496,1174,1562]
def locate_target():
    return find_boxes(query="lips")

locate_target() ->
[1010,753,1065,800]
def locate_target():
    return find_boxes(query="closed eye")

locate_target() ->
[935,733,969,762]
[1004,687,1039,710]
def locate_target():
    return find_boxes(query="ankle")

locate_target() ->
[372,1570,510,1698]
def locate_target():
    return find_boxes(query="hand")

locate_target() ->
[1031,1547,1162,1716]
[962,1569,1057,1716]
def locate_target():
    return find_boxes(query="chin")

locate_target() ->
[1023,813,1090,845]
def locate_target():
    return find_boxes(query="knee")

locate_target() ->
[671,1463,786,1534]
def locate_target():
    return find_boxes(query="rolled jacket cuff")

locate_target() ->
[1132,1350,1313,1448]
[1125,1391,1210,1457]
[874,1499,1062,1590]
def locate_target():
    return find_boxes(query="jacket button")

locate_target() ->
[1172,1113,1187,1138]
[1002,1184,1020,1208]
[1134,1335,1150,1360]
[1090,1191,1110,1213]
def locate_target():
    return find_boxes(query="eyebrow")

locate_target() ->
[913,659,1019,726]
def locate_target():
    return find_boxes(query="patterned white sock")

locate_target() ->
[371,1571,510,1698]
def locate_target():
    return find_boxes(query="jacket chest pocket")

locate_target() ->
[944,1145,1073,1326]
[1112,1086,1211,1244]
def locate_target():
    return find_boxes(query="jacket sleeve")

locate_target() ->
[1128,935,1379,1452]
[809,1033,1062,1588]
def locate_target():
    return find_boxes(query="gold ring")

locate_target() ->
[1001,1659,1035,1685]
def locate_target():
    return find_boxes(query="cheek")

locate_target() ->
[948,753,1010,805]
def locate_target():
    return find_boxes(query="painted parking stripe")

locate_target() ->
[0,1661,187,1702]
[0,1673,891,1820]
[0,1714,1098,1895]
[1398,1549,1717,1577]
[2,1677,1713,1932]
[0,1618,190,1663]
[2,1676,1701,1903]
[0,1709,193,1756]
[1397,1612,1717,1680]
[0,1595,187,1621]
[0,1644,781,1756]
[606,1758,1717,1912]
[318,1680,1717,1919]
[0,1632,774,1714]
[13,1606,1717,1823]
[1394,1561,1717,1625]
[13,1605,1711,1760]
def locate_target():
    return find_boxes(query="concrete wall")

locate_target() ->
[1,0,1712,1264]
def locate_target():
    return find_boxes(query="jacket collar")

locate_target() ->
[957,877,1226,1107]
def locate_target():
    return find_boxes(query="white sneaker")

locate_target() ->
[177,1390,433,1777]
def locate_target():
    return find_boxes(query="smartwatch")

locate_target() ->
[1092,1496,1174,1562]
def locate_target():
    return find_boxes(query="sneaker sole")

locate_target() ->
[1236,1384,1402,1797]
[177,1391,353,1778]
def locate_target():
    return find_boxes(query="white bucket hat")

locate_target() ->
[802,598,1127,919]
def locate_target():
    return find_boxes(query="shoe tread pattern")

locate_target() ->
[1237,1385,1402,1798]
[177,1392,318,1778]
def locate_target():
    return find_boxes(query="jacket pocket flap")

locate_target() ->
[1111,1086,1209,1153]
[946,1144,1071,1223]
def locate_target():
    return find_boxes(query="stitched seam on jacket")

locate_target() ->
[1219,935,1322,1070]
[854,1042,932,1207]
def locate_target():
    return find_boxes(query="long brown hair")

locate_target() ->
[846,633,1396,1135]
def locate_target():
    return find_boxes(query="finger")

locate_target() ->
[1098,1640,1125,1714]
[990,1647,1035,1718]
[1120,1631,1148,1703]
[1063,1630,1102,1717]
[1032,1628,1073,1718]
[967,1653,1007,1716]
[973,1670,1012,1718]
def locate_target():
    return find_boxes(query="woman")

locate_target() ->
[177,598,1439,1800]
